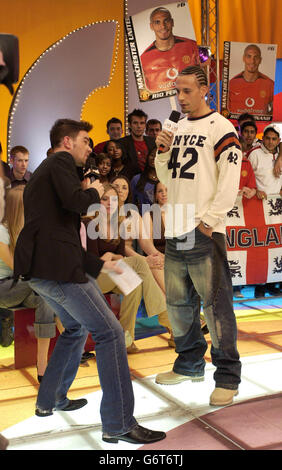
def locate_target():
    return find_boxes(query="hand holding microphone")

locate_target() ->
[156,111,181,154]
[89,179,104,198]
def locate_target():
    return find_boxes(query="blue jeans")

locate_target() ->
[29,276,137,435]
[164,228,241,390]
[0,279,56,338]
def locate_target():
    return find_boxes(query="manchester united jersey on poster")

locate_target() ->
[228,72,274,115]
[141,36,200,93]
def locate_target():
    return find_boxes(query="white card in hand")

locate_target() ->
[106,259,142,296]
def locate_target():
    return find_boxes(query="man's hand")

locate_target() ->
[89,179,104,198]
[241,186,256,199]
[155,130,174,154]
[197,221,213,238]
[146,253,164,269]
[273,155,282,177]
[256,189,267,200]
[102,260,123,274]
[101,252,114,262]
[81,177,90,190]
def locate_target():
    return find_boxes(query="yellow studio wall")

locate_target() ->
[0,0,125,160]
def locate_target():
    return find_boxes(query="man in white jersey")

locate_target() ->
[155,65,242,406]
[248,123,282,199]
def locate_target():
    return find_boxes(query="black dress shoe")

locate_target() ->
[266,283,280,296]
[80,351,95,364]
[102,424,166,444]
[35,398,88,417]
[59,398,88,411]
[35,408,54,417]
[254,285,266,298]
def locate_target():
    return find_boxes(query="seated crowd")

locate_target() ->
[0,109,281,375]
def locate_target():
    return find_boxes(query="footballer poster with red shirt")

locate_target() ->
[125,1,199,102]
[222,41,277,121]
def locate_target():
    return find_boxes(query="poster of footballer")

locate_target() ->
[125,1,199,102]
[221,41,277,121]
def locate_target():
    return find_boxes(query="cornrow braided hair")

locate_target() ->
[179,65,208,87]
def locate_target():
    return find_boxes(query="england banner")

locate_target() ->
[226,194,282,285]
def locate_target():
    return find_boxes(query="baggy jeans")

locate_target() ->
[164,228,241,390]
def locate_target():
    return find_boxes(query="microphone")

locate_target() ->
[158,111,181,152]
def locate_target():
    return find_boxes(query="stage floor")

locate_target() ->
[1,289,282,451]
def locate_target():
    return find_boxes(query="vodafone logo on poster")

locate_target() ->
[245,97,255,108]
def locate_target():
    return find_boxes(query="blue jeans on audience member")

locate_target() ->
[164,228,241,390]
[29,276,137,435]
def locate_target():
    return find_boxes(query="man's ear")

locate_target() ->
[63,135,73,150]
[200,85,209,98]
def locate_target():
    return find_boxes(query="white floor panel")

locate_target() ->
[3,353,282,450]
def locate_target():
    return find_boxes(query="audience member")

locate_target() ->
[233,151,257,298]
[240,121,258,156]
[84,137,97,173]
[95,152,112,183]
[119,109,155,176]
[248,123,282,297]
[84,183,172,352]
[111,176,165,289]
[93,117,123,154]
[0,142,11,180]
[0,186,56,380]
[249,124,281,199]
[0,161,11,347]
[237,113,255,132]
[0,162,9,450]
[103,140,134,181]
[146,119,162,138]
[9,145,32,187]
[143,181,167,253]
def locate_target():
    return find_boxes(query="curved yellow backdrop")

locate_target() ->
[0,0,125,160]
[0,0,281,161]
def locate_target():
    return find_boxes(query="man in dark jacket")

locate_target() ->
[119,109,155,177]
[14,118,165,445]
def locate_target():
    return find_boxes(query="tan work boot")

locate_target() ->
[155,370,204,385]
[166,329,175,348]
[126,342,141,354]
[209,387,238,406]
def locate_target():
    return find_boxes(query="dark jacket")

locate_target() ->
[118,135,155,177]
[14,152,104,283]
